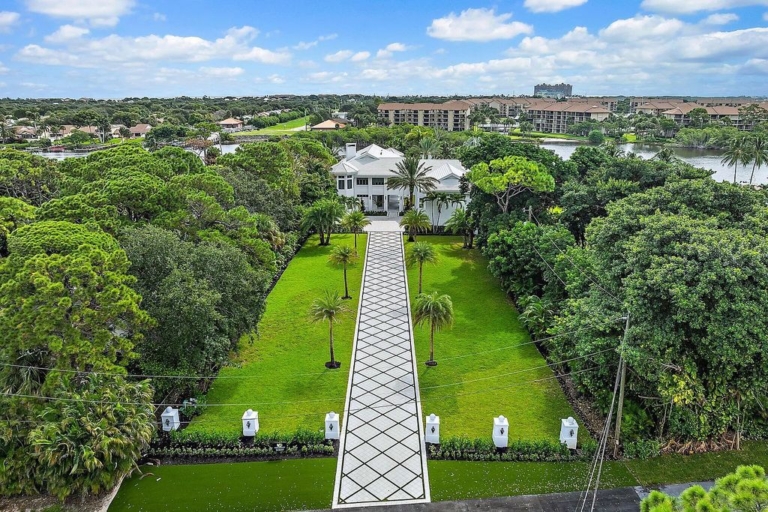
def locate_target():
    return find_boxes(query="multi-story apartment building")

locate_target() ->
[377,100,472,131]
[525,102,612,134]
[534,83,573,98]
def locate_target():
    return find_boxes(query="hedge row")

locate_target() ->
[427,436,598,462]
[148,444,334,459]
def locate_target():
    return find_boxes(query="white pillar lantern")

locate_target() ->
[242,409,259,437]
[161,406,180,432]
[560,416,579,449]
[425,414,440,444]
[493,415,509,448]
[325,412,340,440]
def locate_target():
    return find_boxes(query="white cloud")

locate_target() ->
[600,15,684,43]
[641,0,768,14]
[0,11,20,33]
[44,24,89,43]
[524,0,588,13]
[25,0,135,26]
[350,51,370,62]
[293,33,336,50]
[376,42,412,58]
[0,62,8,74]
[303,71,349,83]
[764,11,768,20]
[153,12,166,22]
[702,13,739,24]
[426,8,533,42]
[324,50,353,62]
[17,26,291,67]
[267,74,284,84]
[199,66,244,78]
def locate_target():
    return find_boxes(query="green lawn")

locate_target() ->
[236,116,311,136]
[109,459,336,512]
[428,460,636,502]
[187,234,366,434]
[405,236,579,440]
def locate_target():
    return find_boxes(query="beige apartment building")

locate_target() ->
[526,102,612,134]
[377,100,472,131]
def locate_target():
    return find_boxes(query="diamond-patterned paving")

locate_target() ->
[333,231,430,508]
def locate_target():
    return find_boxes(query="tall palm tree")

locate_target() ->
[722,135,749,185]
[747,135,768,185]
[445,207,474,249]
[329,245,358,299]
[407,242,438,294]
[341,210,370,248]
[424,192,450,233]
[418,137,440,159]
[310,291,348,369]
[387,156,437,211]
[400,209,431,242]
[412,291,454,367]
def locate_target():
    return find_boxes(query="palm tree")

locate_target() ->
[418,137,440,159]
[329,245,358,299]
[653,147,676,163]
[301,198,344,245]
[518,296,555,340]
[747,135,768,185]
[310,291,348,369]
[400,209,431,242]
[518,121,533,137]
[412,291,454,366]
[445,207,475,249]
[387,156,437,211]
[407,242,437,294]
[341,211,370,248]
[722,136,749,185]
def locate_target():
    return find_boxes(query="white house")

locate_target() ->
[331,143,468,226]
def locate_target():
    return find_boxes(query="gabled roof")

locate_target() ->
[130,123,153,133]
[218,117,243,125]
[312,119,347,129]
[428,161,465,181]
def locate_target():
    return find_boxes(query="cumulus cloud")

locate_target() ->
[153,12,166,22]
[293,33,337,50]
[0,11,20,33]
[25,0,135,26]
[641,0,768,14]
[199,66,244,78]
[324,50,353,62]
[0,62,8,74]
[376,42,412,58]
[426,8,533,42]
[600,15,684,42]
[702,13,739,24]
[17,25,291,67]
[350,51,370,62]
[44,24,89,43]
[524,0,588,13]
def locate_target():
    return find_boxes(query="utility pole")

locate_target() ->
[613,314,630,458]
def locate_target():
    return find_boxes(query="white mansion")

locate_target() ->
[331,143,468,226]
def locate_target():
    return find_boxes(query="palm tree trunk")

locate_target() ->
[409,186,415,211]
[418,262,423,294]
[354,230,357,248]
[329,322,335,364]
[343,264,350,299]
[750,162,757,185]
[429,322,435,363]
[733,164,737,185]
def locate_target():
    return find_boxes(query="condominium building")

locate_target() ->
[377,100,472,131]
[526,102,612,134]
[533,83,573,99]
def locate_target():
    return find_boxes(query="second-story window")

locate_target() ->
[372,178,385,185]
[356,178,369,185]
[347,178,353,189]
[338,179,345,190]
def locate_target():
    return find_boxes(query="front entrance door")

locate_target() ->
[387,195,400,212]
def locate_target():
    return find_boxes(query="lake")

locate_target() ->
[32,141,768,184]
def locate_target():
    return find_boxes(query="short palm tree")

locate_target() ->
[387,156,437,211]
[301,198,344,245]
[722,135,748,185]
[341,210,370,248]
[329,245,358,299]
[310,291,348,369]
[407,242,438,294]
[412,291,454,366]
[747,135,768,185]
[445,207,474,249]
[400,209,431,242]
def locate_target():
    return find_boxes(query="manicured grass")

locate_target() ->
[236,116,311,136]
[187,234,366,434]
[428,460,637,502]
[405,236,579,441]
[625,441,768,487]
[109,459,336,512]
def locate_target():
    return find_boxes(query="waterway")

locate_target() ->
[31,141,767,184]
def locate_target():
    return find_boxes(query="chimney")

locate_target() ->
[345,143,357,161]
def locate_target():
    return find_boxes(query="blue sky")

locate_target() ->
[1,0,768,98]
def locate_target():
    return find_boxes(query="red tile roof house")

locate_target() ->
[217,118,244,132]
[129,124,153,138]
